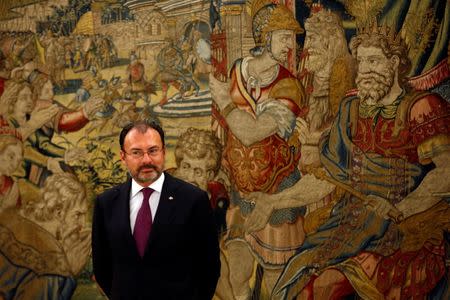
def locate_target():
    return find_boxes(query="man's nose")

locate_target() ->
[358,61,370,73]
[185,169,196,182]
[141,152,154,162]
[286,37,295,49]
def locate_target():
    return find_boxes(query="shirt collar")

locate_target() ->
[130,172,165,198]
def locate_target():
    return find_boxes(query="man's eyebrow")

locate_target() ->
[359,54,384,59]
[129,146,159,150]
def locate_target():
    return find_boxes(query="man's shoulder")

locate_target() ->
[97,181,128,201]
[165,173,206,196]
[409,91,449,111]
[408,91,450,123]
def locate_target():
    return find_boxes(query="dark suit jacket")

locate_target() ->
[92,173,220,300]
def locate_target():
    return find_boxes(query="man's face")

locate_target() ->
[304,29,329,72]
[14,86,34,115]
[62,200,88,245]
[174,154,214,191]
[0,143,23,176]
[120,128,165,186]
[270,29,295,63]
[355,45,396,103]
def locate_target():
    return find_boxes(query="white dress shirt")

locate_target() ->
[129,173,165,233]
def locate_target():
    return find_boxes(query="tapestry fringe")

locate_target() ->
[408,59,449,90]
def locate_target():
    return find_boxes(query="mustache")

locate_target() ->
[356,71,392,88]
[304,48,326,57]
[356,69,394,102]
[356,68,392,81]
[138,164,157,172]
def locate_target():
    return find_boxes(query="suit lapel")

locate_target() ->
[146,173,177,248]
[153,173,178,226]
[117,179,140,257]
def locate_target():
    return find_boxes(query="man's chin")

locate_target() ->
[305,57,326,71]
[275,53,288,63]
[359,91,385,103]
[135,172,161,184]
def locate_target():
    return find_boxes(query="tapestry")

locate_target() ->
[0,0,449,299]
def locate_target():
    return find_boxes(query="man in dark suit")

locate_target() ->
[92,120,220,300]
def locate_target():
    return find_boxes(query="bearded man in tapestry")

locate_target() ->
[272,25,450,300]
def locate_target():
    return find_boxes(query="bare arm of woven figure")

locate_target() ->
[20,105,59,140]
[209,74,293,146]
[209,74,230,110]
[396,151,450,219]
[244,173,335,232]
[227,99,296,146]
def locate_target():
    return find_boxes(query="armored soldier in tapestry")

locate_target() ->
[210,1,335,299]
[0,0,449,299]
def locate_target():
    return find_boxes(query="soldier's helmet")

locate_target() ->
[252,3,303,48]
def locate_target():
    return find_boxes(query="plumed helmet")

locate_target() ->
[252,3,303,47]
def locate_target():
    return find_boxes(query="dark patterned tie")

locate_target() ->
[134,187,153,257]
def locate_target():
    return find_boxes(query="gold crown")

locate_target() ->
[310,2,324,14]
[305,4,343,32]
[358,19,406,47]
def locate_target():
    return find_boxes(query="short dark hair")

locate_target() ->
[119,120,165,150]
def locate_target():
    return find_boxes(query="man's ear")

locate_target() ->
[55,207,64,221]
[207,170,215,181]
[119,150,126,163]
[391,55,400,69]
